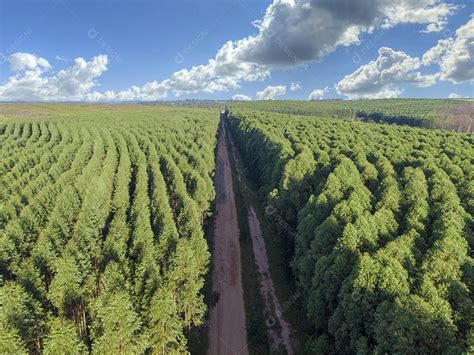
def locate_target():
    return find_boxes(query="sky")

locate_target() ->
[0,0,473,101]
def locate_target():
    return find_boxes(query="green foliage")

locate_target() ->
[230,98,473,131]
[92,292,144,354]
[0,324,28,355]
[0,282,45,352]
[0,104,219,353]
[43,317,87,355]
[2,100,471,353]
[226,105,473,353]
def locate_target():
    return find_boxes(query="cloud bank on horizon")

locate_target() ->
[0,0,472,102]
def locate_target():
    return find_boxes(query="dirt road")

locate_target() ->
[208,121,248,355]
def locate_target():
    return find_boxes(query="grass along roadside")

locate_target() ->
[225,120,311,352]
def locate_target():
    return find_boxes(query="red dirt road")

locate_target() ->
[207,121,248,355]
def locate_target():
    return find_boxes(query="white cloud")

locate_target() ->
[54,56,109,98]
[336,47,437,99]
[164,41,270,95]
[9,52,51,72]
[256,85,286,100]
[235,0,457,67]
[232,94,252,101]
[290,82,302,91]
[422,38,452,66]
[422,16,474,83]
[448,92,460,98]
[85,80,170,102]
[383,1,458,32]
[0,1,461,101]
[85,0,461,100]
[308,87,328,100]
[362,87,403,99]
[0,53,108,101]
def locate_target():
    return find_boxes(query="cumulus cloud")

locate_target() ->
[74,0,462,100]
[336,47,438,99]
[422,16,474,83]
[0,49,267,102]
[448,92,460,98]
[232,94,253,101]
[165,41,270,95]
[256,85,286,100]
[0,1,461,101]
[422,38,452,66]
[84,79,173,102]
[0,53,108,101]
[9,52,51,72]
[308,87,328,100]
[290,81,302,91]
[235,0,457,67]
[382,0,458,32]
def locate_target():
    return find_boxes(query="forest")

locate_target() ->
[226,106,473,353]
[231,99,473,132]
[0,104,218,353]
[2,0,474,352]
[0,101,472,354]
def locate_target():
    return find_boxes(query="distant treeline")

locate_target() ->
[230,99,473,132]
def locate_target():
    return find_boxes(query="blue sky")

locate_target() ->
[0,0,473,101]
